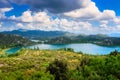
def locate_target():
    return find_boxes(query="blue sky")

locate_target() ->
[5,4,30,17]
[3,0,120,17]
[0,0,120,36]
[93,0,120,16]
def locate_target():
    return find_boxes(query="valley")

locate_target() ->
[1,30,120,46]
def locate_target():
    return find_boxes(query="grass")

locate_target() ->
[1,49,117,80]
[0,49,7,55]
[0,49,82,72]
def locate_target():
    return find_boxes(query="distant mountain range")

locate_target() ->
[46,34,120,46]
[1,29,75,40]
[1,29,120,46]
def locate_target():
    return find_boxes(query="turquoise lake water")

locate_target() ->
[6,47,21,54]
[6,43,120,55]
[27,43,120,55]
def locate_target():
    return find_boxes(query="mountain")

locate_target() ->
[1,29,75,40]
[0,33,33,49]
[2,29,120,46]
[46,34,120,46]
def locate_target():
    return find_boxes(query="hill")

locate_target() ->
[2,30,120,46]
[1,29,75,40]
[0,49,120,80]
[47,34,120,46]
[0,33,33,48]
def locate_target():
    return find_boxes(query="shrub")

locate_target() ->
[109,49,119,56]
[77,56,91,71]
[31,71,54,80]
[46,59,68,80]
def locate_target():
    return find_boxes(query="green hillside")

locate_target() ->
[47,35,120,46]
[0,33,34,49]
[0,49,120,80]
[2,30,120,46]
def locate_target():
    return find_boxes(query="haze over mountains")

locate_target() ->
[1,29,120,46]
[1,29,120,38]
[1,29,76,40]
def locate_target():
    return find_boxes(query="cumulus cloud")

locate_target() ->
[64,1,117,21]
[97,10,116,20]
[9,0,90,13]
[1,0,91,13]
[11,10,51,23]
[62,0,120,34]
[0,8,13,19]
[64,2,100,19]
[20,10,33,22]
[0,0,120,35]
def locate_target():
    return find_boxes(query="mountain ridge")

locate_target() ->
[0,33,33,48]
[1,29,75,40]
[1,29,120,46]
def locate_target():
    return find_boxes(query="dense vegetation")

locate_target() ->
[2,30,120,46]
[0,48,120,80]
[46,35,120,46]
[2,29,70,40]
[0,33,34,49]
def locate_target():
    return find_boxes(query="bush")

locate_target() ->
[109,49,119,56]
[77,51,83,54]
[31,71,54,80]
[75,54,120,80]
[46,59,68,80]
[77,56,91,71]
[60,48,74,52]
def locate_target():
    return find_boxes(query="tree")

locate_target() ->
[110,49,119,56]
[46,59,68,80]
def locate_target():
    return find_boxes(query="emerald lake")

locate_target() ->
[6,43,120,55]
[27,43,120,55]
[6,47,21,54]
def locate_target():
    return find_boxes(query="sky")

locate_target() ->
[0,0,120,36]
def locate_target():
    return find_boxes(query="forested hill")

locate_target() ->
[2,30,120,46]
[0,33,33,48]
[46,34,120,46]
[1,29,74,40]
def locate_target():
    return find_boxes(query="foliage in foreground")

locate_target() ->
[47,59,68,80]
[0,49,120,80]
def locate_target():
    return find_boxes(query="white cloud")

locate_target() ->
[21,10,33,22]
[64,1,118,23]
[14,10,51,23]
[0,8,12,19]
[100,20,108,25]
[64,2,100,19]
[0,22,3,27]
[7,7,120,35]
[16,23,24,28]
[33,12,50,23]
[97,10,116,20]
[113,17,120,24]
[0,0,120,35]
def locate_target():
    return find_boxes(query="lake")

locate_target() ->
[27,43,120,55]
[6,47,21,55]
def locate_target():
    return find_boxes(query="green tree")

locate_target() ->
[47,59,68,80]
[110,49,119,56]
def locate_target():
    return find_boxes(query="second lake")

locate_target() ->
[27,43,120,55]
